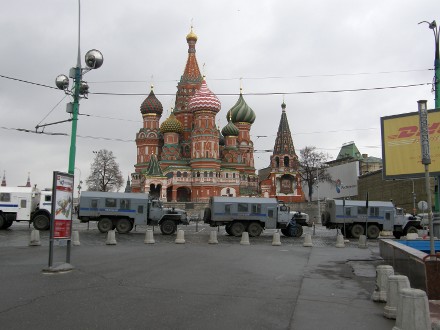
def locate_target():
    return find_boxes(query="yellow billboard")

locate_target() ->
[381,109,440,179]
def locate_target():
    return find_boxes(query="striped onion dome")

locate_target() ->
[188,79,221,113]
[140,85,163,115]
[227,89,255,124]
[160,112,183,134]
[221,120,239,137]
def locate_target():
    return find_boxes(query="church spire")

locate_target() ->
[25,172,31,187]
[273,102,296,156]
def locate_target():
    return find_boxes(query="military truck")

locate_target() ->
[203,196,303,237]
[0,186,52,230]
[321,199,422,239]
[78,191,188,235]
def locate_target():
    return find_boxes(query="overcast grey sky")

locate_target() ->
[1,0,439,193]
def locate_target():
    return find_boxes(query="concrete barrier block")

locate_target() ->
[372,265,394,302]
[335,234,345,248]
[105,230,117,245]
[175,229,185,244]
[144,229,155,244]
[272,232,281,246]
[208,230,218,244]
[72,231,80,246]
[29,230,41,246]
[240,232,250,245]
[384,275,411,319]
[392,288,431,330]
[303,233,313,247]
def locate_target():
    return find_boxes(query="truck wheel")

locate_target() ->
[160,219,177,235]
[33,214,50,231]
[350,224,364,239]
[97,218,113,233]
[248,222,263,237]
[203,208,211,223]
[291,224,303,238]
[281,228,291,237]
[116,219,133,234]
[4,219,13,229]
[230,222,245,237]
[405,226,418,235]
[0,214,5,229]
[225,224,233,236]
[367,224,380,239]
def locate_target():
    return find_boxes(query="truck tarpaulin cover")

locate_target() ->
[381,109,440,179]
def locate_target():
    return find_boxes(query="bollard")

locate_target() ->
[175,229,185,244]
[72,231,80,246]
[29,229,41,246]
[372,265,394,302]
[105,230,117,245]
[358,235,367,249]
[272,232,281,246]
[384,275,411,319]
[144,229,155,244]
[392,288,431,330]
[208,230,218,244]
[303,233,313,247]
[240,232,250,245]
[335,234,345,248]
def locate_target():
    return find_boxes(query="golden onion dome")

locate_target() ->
[186,26,198,41]
[160,112,183,134]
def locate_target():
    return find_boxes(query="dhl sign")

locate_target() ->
[381,109,440,179]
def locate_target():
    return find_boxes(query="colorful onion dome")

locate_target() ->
[221,120,239,137]
[228,88,255,124]
[186,26,198,41]
[140,85,163,115]
[188,79,221,113]
[160,112,183,134]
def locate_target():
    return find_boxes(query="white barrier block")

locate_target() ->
[240,232,250,245]
[392,288,431,330]
[384,275,410,319]
[29,230,41,246]
[358,235,368,249]
[335,234,345,248]
[144,229,155,244]
[406,233,418,240]
[175,229,185,244]
[372,265,394,302]
[105,230,117,245]
[72,231,80,246]
[303,233,313,247]
[272,232,281,246]
[208,230,218,244]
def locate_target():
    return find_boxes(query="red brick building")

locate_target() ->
[131,28,258,202]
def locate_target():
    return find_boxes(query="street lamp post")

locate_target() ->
[419,20,440,212]
[55,1,104,175]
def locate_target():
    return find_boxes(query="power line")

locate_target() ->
[0,74,57,90]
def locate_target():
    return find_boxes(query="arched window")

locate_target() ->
[183,172,188,178]
[197,171,200,178]
[177,171,181,177]
[209,171,213,177]
[275,157,280,168]
[284,156,289,167]
[204,171,208,177]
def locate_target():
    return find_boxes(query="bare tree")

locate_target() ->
[86,149,124,192]
[298,146,332,202]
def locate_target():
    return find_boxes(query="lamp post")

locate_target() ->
[418,100,434,256]
[55,0,104,175]
[419,20,439,212]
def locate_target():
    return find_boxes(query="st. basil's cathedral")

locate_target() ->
[130,28,305,203]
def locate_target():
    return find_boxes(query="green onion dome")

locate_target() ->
[140,85,163,115]
[227,89,255,124]
[221,120,239,137]
[160,112,183,134]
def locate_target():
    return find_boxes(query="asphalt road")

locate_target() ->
[0,221,395,330]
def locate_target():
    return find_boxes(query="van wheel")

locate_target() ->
[33,214,50,231]
[0,214,5,229]
[367,224,380,239]
[281,228,291,237]
[230,222,245,237]
[116,219,133,234]
[225,224,233,236]
[98,218,113,233]
[350,224,364,239]
[405,226,418,235]
[160,219,177,235]
[248,222,263,237]
[291,224,303,238]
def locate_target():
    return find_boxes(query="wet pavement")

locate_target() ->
[0,221,413,329]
